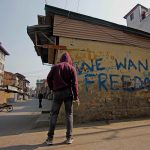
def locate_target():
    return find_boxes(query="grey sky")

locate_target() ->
[0,0,150,88]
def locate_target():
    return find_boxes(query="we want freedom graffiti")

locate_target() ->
[74,57,150,91]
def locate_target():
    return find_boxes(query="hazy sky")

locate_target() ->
[0,0,150,88]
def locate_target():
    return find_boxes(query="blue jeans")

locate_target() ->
[47,89,73,139]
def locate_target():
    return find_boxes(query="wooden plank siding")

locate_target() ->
[53,15,150,49]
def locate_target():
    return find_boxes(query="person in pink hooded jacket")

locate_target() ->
[46,52,79,145]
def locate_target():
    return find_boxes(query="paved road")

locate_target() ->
[0,98,50,136]
[0,118,150,150]
[0,99,150,150]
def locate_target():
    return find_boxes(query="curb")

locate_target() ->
[33,113,50,128]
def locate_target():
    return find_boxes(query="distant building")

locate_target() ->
[15,73,30,100]
[15,73,25,90]
[4,71,19,87]
[29,87,36,97]
[0,71,30,102]
[23,79,30,98]
[36,79,49,98]
[36,79,45,94]
[0,42,9,85]
[124,4,150,33]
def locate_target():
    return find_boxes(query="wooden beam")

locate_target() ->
[37,44,66,50]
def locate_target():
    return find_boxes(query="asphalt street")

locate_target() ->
[0,99,41,136]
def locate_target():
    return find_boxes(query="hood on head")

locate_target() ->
[60,52,73,65]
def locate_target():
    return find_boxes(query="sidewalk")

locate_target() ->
[0,118,150,150]
[34,98,52,128]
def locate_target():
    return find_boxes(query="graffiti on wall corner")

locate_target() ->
[74,57,150,92]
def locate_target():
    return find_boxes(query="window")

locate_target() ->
[141,11,146,20]
[130,13,134,21]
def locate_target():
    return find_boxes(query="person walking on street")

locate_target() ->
[38,92,43,108]
[46,52,79,145]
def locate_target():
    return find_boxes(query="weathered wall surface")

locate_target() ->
[53,37,150,123]
[0,91,14,104]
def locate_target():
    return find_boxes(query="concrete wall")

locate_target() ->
[138,14,150,33]
[52,37,150,123]
[126,6,150,33]
[126,6,141,29]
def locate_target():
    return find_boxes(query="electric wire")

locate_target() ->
[53,0,80,29]
[53,11,71,28]
[77,0,80,13]
[53,0,150,50]
[64,0,68,9]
